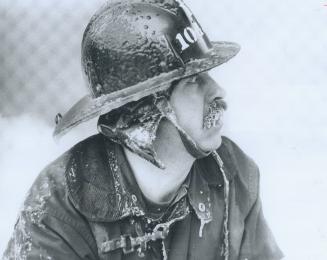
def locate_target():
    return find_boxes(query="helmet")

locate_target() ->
[54,0,240,138]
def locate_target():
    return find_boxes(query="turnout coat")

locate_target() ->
[3,135,283,260]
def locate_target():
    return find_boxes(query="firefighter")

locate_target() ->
[3,0,283,259]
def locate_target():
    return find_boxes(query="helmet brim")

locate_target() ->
[53,41,240,138]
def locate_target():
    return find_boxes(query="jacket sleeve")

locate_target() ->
[2,209,97,260]
[239,172,284,260]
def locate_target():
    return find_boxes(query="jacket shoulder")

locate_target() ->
[64,134,121,221]
[21,135,110,225]
[22,134,105,218]
[22,148,71,220]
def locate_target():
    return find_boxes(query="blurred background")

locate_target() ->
[0,0,326,259]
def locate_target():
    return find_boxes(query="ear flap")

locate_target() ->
[97,95,166,169]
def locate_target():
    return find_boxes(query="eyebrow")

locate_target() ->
[183,75,198,84]
[186,72,209,83]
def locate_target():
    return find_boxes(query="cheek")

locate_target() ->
[174,103,222,151]
[170,94,204,135]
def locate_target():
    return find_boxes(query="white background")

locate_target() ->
[1,0,327,259]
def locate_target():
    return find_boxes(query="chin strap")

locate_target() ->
[178,131,211,159]
[212,151,230,260]
[154,96,211,160]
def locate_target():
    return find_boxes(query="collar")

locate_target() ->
[65,134,235,223]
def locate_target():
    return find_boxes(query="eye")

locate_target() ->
[184,76,199,87]
[188,76,197,83]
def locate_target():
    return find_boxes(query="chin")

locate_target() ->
[198,133,223,152]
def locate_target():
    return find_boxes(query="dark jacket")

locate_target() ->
[3,135,283,260]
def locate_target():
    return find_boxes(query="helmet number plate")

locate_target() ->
[175,22,205,52]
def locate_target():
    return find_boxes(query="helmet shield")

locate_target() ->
[97,94,167,168]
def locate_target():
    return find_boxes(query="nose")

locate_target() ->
[205,75,226,100]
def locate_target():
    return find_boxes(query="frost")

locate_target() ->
[198,218,211,238]
[4,214,32,260]
[212,151,230,260]
[203,98,227,129]
[121,205,145,218]
[107,149,123,195]
[68,160,77,182]
[3,177,52,259]
[98,94,165,168]
[25,179,51,228]
[161,240,167,260]
[107,149,145,219]
[127,127,152,146]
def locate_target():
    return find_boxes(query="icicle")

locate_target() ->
[212,151,230,260]
[137,247,145,258]
[198,218,211,238]
[162,240,168,260]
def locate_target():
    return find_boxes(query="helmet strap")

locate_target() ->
[178,131,211,159]
[154,96,211,159]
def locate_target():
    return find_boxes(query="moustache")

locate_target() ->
[210,98,227,111]
[203,98,227,129]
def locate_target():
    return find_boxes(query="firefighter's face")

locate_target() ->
[170,73,227,152]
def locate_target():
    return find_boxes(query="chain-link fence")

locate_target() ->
[0,0,105,124]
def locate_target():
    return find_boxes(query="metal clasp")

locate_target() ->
[121,234,136,254]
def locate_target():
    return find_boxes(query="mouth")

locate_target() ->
[203,98,227,130]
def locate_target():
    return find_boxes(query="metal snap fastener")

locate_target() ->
[55,113,62,125]
[131,194,137,202]
[198,203,206,212]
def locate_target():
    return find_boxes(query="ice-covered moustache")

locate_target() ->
[203,98,227,129]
